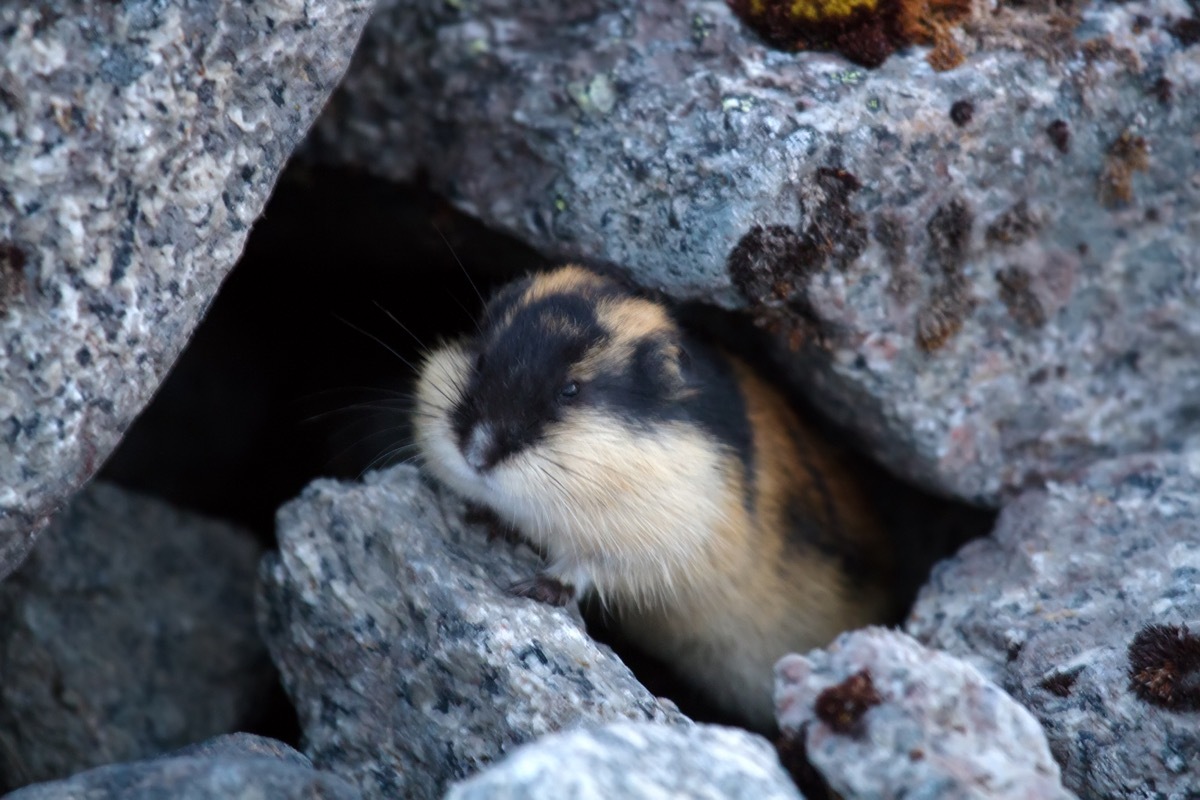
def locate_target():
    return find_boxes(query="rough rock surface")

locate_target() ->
[312,0,1200,504]
[169,733,312,765]
[446,721,803,800]
[0,483,270,791]
[258,464,685,800]
[5,733,361,800]
[0,0,373,579]
[907,453,1200,799]
[775,627,1074,799]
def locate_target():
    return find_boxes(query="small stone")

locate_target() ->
[775,627,1074,799]
[4,734,361,800]
[446,722,803,800]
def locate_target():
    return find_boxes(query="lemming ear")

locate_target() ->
[632,333,693,401]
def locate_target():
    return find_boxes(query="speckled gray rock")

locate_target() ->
[775,627,1073,799]
[4,733,361,800]
[447,721,804,800]
[169,733,312,766]
[257,464,685,800]
[0,0,372,580]
[311,0,1200,504]
[0,483,270,791]
[907,453,1200,799]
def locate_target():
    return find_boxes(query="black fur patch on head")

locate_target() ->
[676,337,756,504]
[452,268,755,487]
[582,335,683,419]
[453,293,606,468]
[481,277,533,330]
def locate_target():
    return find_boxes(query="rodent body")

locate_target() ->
[413,265,894,729]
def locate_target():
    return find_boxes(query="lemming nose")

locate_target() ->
[463,423,494,472]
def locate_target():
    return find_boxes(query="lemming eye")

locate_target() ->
[474,352,485,372]
[559,381,579,399]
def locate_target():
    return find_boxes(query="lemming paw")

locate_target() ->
[508,575,576,607]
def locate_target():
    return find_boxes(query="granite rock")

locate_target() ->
[775,627,1074,799]
[169,733,312,765]
[5,733,361,800]
[257,464,685,800]
[446,721,803,800]
[907,453,1200,799]
[311,0,1200,504]
[0,0,373,579]
[0,483,271,791]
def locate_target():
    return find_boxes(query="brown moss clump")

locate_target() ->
[1046,119,1071,154]
[897,0,973,70]
[0,240,28,316]
[727,166,868,349]
[1038,669,1079,697]
[1099,130,1150,208]
[1168,16,1200,47]
[916,290,969,350]
[986,199,1041,246]
[1149,76,1174,105]
[728,0,973,69]
[996,265,1046,328]
[1128,624,1200,710]
[814,669,883,735]
[916,198,975,352]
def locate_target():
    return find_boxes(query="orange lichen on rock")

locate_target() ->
[728,0,974,69]
[897,0,973,70]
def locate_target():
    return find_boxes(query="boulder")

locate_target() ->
[0,483,270,790]
[310,0,1200,504]
[907,453,1200,798]
[447,721,803,800]
[775,627,1074,799]
[0,0,373,579]
[5,733,360,800]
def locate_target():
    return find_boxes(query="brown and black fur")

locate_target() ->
[414,265,894,729]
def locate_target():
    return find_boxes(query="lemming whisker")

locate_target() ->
[433,222,485,307]
[373,301,434,359]
[302,401,415,424]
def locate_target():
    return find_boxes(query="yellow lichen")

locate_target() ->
[788,0,879,23]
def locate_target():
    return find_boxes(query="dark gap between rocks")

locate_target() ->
[98,163,993,746]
